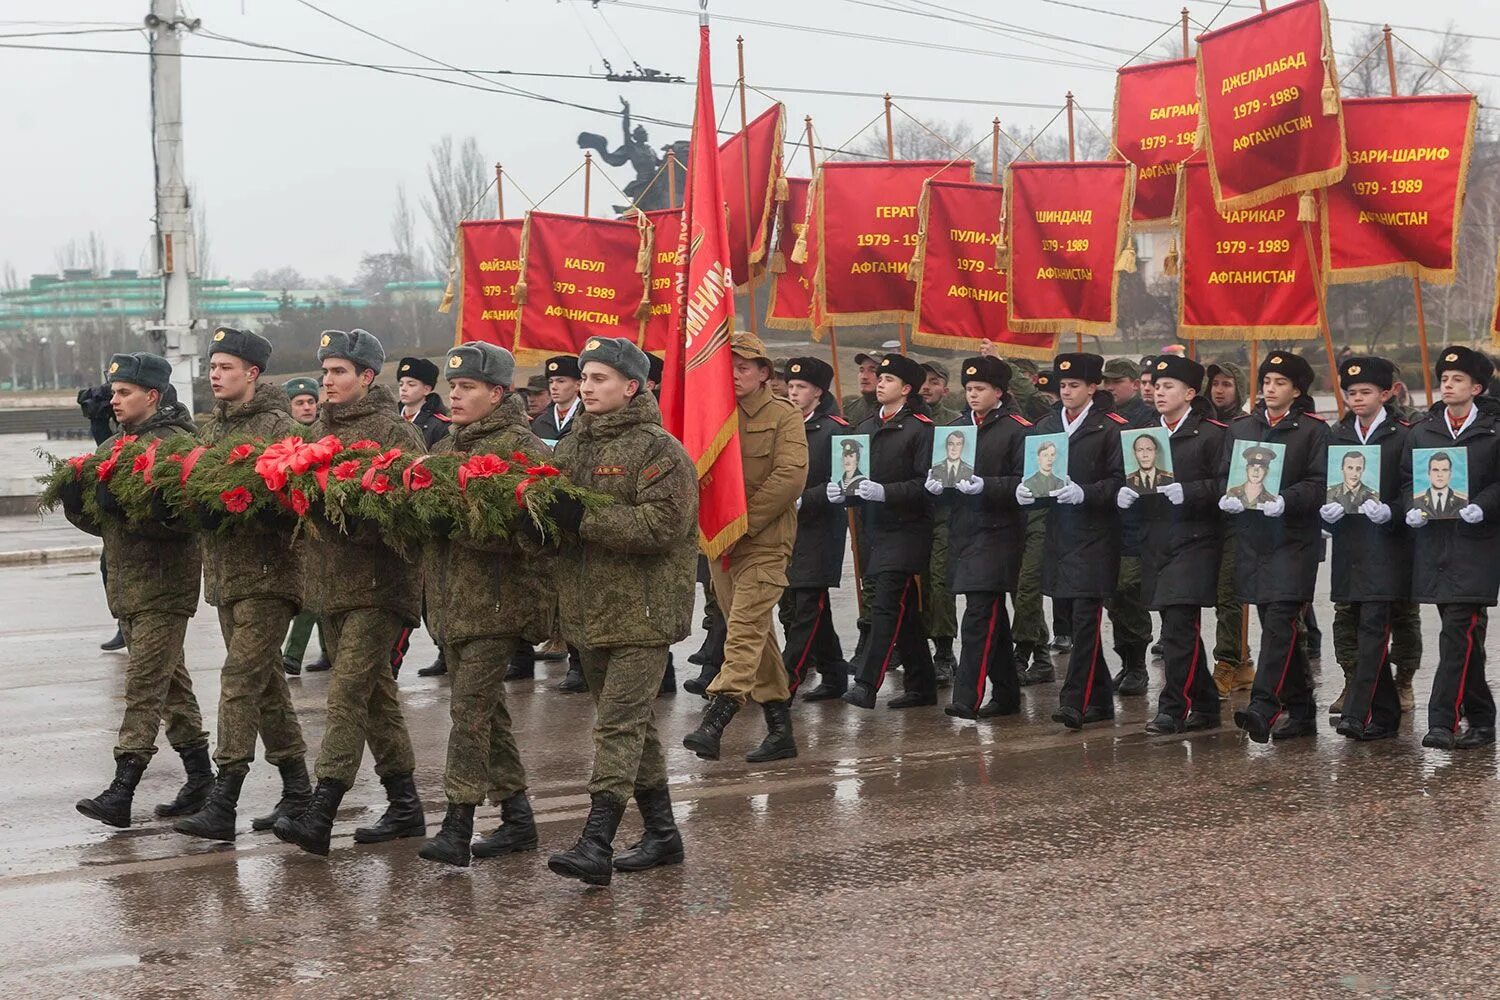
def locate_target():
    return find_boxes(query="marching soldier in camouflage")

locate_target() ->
[544,337,698,886]
[418,342,552,868]
[274,329,428,857]
[174,328,310,842]
[684,332,808,763]
[919,361,961,681]
[68,352,210,829]
[280,375,328,676]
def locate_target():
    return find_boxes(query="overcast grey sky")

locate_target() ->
[0,0,1492,284]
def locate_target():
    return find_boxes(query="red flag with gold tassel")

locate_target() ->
[660,11,747,559]
[637,208,683,355]
[511,211,648,362]
[720,102,785,288]
[453,219,524,347]
[1113,58,1199,228]
[765,176,814,331]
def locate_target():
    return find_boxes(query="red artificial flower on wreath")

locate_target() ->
[227,443,256,465]
[290,435,341,475]
[511,451,532,464]
[366,473,392,495]
[403,461,433,491]
[457,453,511,491]
[370,448,403,471]
[95,457,119,482]
[333,460,362,481]
[254,435,306,492]
[131,439,163,482]
[289,488,311,517]
[348,439,381,452]
[524,463,561,478]
[66,454,88,479]
[220,486,254,513]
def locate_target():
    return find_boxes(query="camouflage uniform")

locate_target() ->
[922,399,962,648]
[553,391,698,804]
[425,395,553,805]
[302,384,424,786]
[66,403,207,760]
[199,382,306,774]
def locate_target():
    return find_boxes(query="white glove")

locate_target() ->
[1460,503,1485,525]
[1359,499,1391,525]
[1160,482,1184,506]
[795,496,802,512]
[1116,486,1139,510]
[1405,507,1427,528]
[1219,495,1245,515]
[1319,502,1346,525]
[855,479,885,503]
[924,475,944,496]
[955,475,984,496]
[1260,494,1286,518]
[826,481,846,505]
[1051,481,1085,505]
[1015,483,1036,506]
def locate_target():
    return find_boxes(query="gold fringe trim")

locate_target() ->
[693,410,740,480]
[1163,237,1180,277]
[511,347,558,366]
[768,250,786,274]
[764,313,814,332]
[700,511,749,561]
[775,174,789,202]
[1115,239,1137,273]
[1177,324,1322,341]
[1490,237,1500,342]
[1325,260,1458,288]
[911,328,1058,359]
[445,224,462,346]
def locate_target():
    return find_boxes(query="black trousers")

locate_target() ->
[855,571,933,694]
[1428,604,1494,732]
[1156,605,1218,722]
[1058,598,1113,715]
[1340,601,1401,730]
[953,592,1019,713]
[781,587,844,695]
[1247,601,1316,724]
[1052,598,1074,639]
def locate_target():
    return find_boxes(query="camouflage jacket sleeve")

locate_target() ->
[579,433,697,555]
[745,403,809,538]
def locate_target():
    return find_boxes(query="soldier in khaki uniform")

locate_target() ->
[68,353,210,829]
[175,329,310,842]
[543,337,698,886]
[274,329,427,857]
[683,333,809,762]
[418,342,552,867]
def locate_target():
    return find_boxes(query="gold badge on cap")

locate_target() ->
[548,362,558,371]
[1059,360,1072,371]
[1156,360,1168,370]
[965,366,977,375]
[108,362,120,374]
[447,355,462,369]
[320,334,331,347]
[1270,355,1283,364]
[400,364,410,372]
[1347,364,1361,375]
[790,363,802,373]
[881,358,892,367]
[1446,353,1459,362]
[212,330,226,342]
[586,339,601,351]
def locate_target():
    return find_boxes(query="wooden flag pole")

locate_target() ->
[1384,25,1435,405]
[991,117,1001,184]
[1181,7,1190,57]
[736,36,761,337]
[583,151,593,216]
[883,92,910,355]
[495,163,505,218]
[1066,91,1083,351]
[666,148,678,207]
[1303,220,1347,418]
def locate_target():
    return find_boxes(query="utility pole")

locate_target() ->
[147,2,200,409]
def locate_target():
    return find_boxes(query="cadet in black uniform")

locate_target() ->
[1221,352,1329,743]
[1404,347,1500,750]
[397,356,452,449]
[1020,353,1125,729]
[531,354,584,442]
[1124,357,1226,734]
[929,356,1029,719]
[833,353,937,710]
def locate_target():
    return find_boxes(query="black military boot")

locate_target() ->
[282,655,302,677]
[932,638,956,687]
[174,768,246,842]
[682,659,721,697]
[504,644,535,681]
[682,694,741,760]
[100,625,126,651]
[305,654,332,673]
[1018,646,1055,686]
[1111,644,1149,697]
[852,622,870,666]
[557,649,587,693]
[548,792,627,886]
[471,790,539,858]
[76,754,148,828]
[353,772,427,843]
[154,742,214,818]
[272,778,348,856]
[418,803,476,868]
[746,700,797,762]
[417,650,448,678]
[802,660,849,701]
[614,786,684,873]
[658,654,677,697]
[251,758,313,832]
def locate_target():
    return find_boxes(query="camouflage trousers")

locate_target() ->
[214,597,305,774]
[116,611,206,760]
[1214,540,1245,665]
[922,520,958,642]
[1107,555,1153,653]
[581,645,668,805]
[1333,601,1423,672]
[1011,509,1051,647]
[442,636,527,805]
[706,546,792,705]
[314,608,416,786]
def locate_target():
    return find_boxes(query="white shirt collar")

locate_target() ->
[555,397,581,429]
[1446,404,1477,440]
[1354,406,1387,445]
[1061,400,1093,438]
[1159,410,1189,436]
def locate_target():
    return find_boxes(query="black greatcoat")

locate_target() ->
[1326,404,1412,603]
[1402,395,1500,606]
[945,404,1029,595]
[1031,390,1125,600]
[1222,397,1329,604]
[853,399,936,577]
[788,393,850,589]
[1138,401,1227,609]
[406,391,451,449]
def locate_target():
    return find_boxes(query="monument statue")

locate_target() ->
[578,98,687,214]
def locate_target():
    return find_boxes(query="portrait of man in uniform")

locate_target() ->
[1122,428,1174,495]
[1412,448,1469,520]
[833,434,870,496]
[1325,445,1380,512]
[928,427,977,488]
[1022,433,1068,496]
[1226,443,1284,510]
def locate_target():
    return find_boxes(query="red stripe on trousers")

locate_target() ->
[1453,612,1480,733]
[1266,603,1306,728]
[390,627,413,669]
[875,578,912,690]
[1365,619,1391,728]
[789,592,825,693]
[1081,604,1104,708]
[1181,616,1202,719]
[975,595,1002,707]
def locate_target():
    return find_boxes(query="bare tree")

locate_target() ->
[1340,24,1472,100]
[190,184,213,279]
[1,261,18,291]
[422,135,494,280]
[391,184,425,281]
[248,266,311,291]
[53,232,111,275]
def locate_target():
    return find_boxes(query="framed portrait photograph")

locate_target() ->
[1411,446,1469,520]
[1022,432,1070,498]
[832,434,871,497]
[1325,445,1381,512]
[1121,427,1174,494]
[929,425,978,489]
[1225,440,1286,510]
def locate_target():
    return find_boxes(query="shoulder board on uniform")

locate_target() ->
[1397,418,1411,427]
[435,412,452,422]
[1204,417,1227,428]
[828,414,850,426]
[912,413,933,424]
[1233,413,1253,420]
[1008,413,1033,427]
[1105,412,1128,424]
[1303,411,1326,422]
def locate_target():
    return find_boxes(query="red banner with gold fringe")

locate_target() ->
[1113,58,1200,228]
[910,179,1055,359]
[1004,160,1133,336]
[637,208,683,355]
[720,102,785,288]
[765,176,814,331]
[1195,0,1346,212]
[512,211,649,363]
[454,219,524,348]
[1321,94,1477,286]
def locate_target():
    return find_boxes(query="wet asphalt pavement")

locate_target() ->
[3,557,1499,999]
